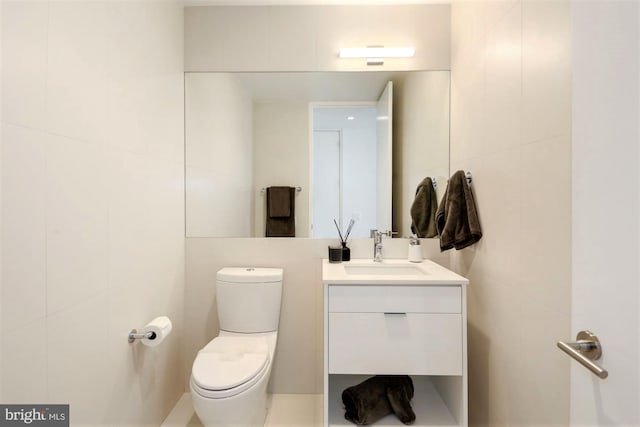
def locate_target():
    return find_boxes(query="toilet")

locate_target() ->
[190,267,283,427]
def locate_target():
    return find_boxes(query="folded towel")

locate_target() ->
[410,177,438,238]
[341,375,415,425]
[267,186,292,218]
[435,170,482,251]
[387,381,417,425]
[266,186,295,237]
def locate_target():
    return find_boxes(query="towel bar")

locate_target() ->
[260,186,302,194]
[557,330,608,379]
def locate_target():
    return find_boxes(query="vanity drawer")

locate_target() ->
[328,313,462,375]
[328,285,461,313]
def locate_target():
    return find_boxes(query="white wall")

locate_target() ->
[0,0,3,402]
[183,4,452,395]
[1,1,185,425]
[450,1,572,425]
[186,73,254,237]
[394,71,450,237]
[185,5,450,72]
[185,77,310,238]
[571,2,640,425]
[253,102,310,237]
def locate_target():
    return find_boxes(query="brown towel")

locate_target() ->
[341,375,415,425]
[268,186,291,218]
[410,177,438,238]
[435,170,482,251]
[266,186,295,237]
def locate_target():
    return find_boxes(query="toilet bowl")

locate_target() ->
[190,331,277,427]
[191,267,283,427]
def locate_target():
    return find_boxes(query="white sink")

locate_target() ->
[344,264,429,276]
[322,259,468,285]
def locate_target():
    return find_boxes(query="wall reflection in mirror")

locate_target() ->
[185,71,450,238]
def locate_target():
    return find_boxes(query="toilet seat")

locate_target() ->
[191,336,270,399]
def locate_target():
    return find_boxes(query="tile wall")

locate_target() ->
[449,1,572,425]
[0,0,3,401]
[1,1,185,424]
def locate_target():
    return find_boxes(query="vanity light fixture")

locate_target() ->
[338,46,415,66]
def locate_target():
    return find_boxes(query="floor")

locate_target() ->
[161,393,323,427]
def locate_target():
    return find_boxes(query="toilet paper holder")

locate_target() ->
[127,316,172,346]
[128,329,157,343]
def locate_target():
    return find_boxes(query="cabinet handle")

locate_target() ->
[383,312,407,315]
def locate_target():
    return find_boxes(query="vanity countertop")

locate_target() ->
[322,258,469,285]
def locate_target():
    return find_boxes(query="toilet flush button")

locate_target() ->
[246,268,255,271]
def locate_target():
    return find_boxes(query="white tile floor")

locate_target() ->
[161,393,323,427]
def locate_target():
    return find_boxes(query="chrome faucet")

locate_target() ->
[372,230,383,262]
[370,230,395,262]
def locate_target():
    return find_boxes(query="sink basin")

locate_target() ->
[344,263,429,276]
[323,259,468,285]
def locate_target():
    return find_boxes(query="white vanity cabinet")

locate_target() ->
[322,259,469,427]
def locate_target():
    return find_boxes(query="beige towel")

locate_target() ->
[410,177,438,238]
[435,170,482,251]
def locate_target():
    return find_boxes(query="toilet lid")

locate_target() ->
[192,336,269,391]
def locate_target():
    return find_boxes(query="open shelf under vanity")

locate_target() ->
[327,375,463,427]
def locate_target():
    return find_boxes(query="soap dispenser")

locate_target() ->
[408,236,423,263]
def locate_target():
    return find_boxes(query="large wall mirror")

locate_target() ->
[185,71,450,238]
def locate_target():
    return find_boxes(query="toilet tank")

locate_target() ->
[216,267,283,333]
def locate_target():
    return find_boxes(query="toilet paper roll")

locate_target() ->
[141,316,172,347]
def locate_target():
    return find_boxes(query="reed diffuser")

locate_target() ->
[334,219,355,261]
